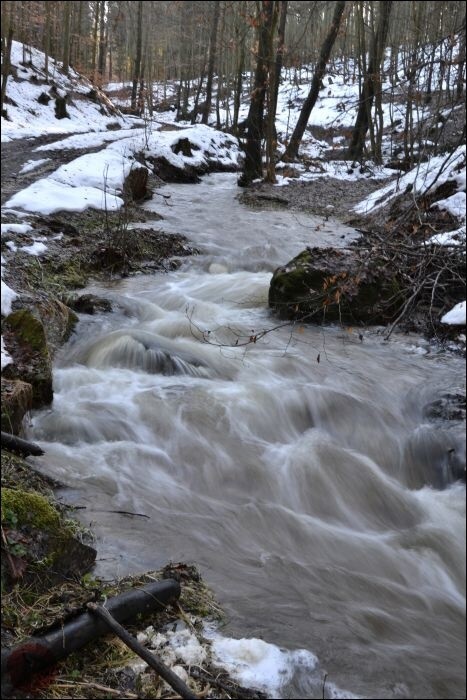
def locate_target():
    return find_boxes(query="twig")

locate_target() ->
[91,509,150,519]
[52,680,139,698]
[1,525,21,580]
[322,672,328,700]
[87,603,198,700]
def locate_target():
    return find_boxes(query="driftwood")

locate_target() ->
[87,602,197,699]
[1,431,44,456]
[1,579,180,693]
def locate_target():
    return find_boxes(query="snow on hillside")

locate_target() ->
[1,40,136,141]
[354,145,466,217]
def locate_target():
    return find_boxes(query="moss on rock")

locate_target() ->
[37,298,78,357]
[2,309,53,407]
[2,487,61,532]
[269,246,398,324]
[1,485,96,590]
[5,309,49,356]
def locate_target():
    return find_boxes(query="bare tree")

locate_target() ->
[283,0,347,162]
[201,0,221,124]
[238,0,277,187]
[347,0,393,162]
[62,0,71,74]
[130,0,143,112]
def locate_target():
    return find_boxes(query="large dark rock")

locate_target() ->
[123,166,151,201]
[269,246,398,324]
[1,378,33,435]
[36,298,78,357]
[2,309,53,408]
[148,155,202,184]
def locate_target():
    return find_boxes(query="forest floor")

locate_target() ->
[239,173,388,222]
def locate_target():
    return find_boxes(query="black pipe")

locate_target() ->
[1,431,44,457]
[1,578,181,691]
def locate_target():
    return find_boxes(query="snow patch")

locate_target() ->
[19,158,51,174]
[441,301,466,325]
[1,336,13,369]
[1,278,18,316]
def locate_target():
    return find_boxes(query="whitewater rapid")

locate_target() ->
[29,173,466,699]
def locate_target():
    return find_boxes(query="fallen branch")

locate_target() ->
[1,431,44,457]
[51,680,139,698]
[87,602,197,700]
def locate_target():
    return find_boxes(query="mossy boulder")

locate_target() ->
[1,487,96,587]
[1,378,33,435]
[269,246,398,324]
[36,298,78,357]
[2,488,62,532]
[2,309,53,407]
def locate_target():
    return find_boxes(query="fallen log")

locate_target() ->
[1,579,180,693]
[87,602,197,699]
[1,431,45,456]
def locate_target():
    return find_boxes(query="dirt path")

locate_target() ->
[1,133,109,207]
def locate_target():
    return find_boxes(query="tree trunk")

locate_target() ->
[271,0,288,139]
[131,0,143,112]
[1,27,14,115]
[97,0,106,77]
[201,0,221,124]
[457,14,466,99]
[264,1,281,183]
[91,0,99,80]
[283,0,346,161]
[347,1,393,163]
[62,0,71,74]
[238,0,275,187]
[215,1,226,129]
[43,1,50,80]
[232,15,246,132]
[191,64,206,124]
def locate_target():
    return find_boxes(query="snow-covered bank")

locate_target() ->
[1,41,135,142]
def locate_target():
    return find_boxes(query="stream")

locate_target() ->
[29,173,466,699]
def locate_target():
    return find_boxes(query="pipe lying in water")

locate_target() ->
[1,578,180,692]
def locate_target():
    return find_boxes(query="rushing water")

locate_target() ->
[29,174,465,699]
